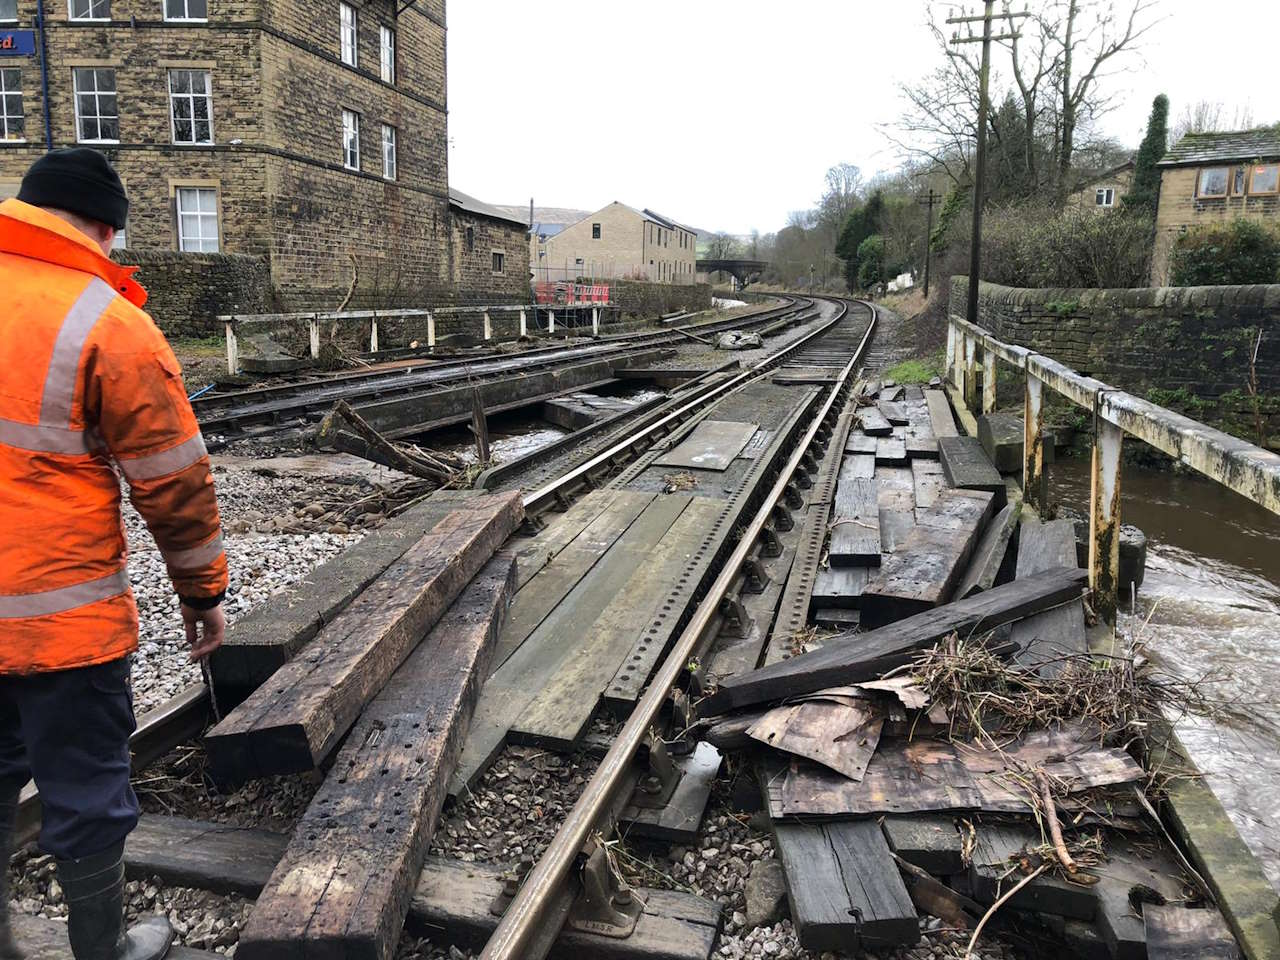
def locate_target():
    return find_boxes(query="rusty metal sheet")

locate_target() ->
[747,701,883,782]
[654,420,761,471]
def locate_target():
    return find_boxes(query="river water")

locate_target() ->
[1051,458,1280,890]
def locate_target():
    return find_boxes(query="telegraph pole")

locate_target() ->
[916,189,943,299]
[948,3,1026,324]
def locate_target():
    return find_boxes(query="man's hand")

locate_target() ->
[182,602,226,661]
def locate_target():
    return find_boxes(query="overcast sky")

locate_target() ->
[447,0,1272,236]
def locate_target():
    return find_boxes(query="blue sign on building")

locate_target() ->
[0,31,35,57]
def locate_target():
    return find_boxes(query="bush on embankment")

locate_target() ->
[980,205,1153,290]
[1170,219,1280,287]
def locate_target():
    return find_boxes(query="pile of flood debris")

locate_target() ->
[695,621,1238,959]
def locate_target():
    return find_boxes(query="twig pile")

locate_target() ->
[909,632,1225,747]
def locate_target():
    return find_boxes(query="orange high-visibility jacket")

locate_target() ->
[0,199,228,675]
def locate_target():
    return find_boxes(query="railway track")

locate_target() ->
[194,297,818,444]
[478,297,877,959]
[14,296,877,958]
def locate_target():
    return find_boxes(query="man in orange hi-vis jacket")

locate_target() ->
[0,149,228,960]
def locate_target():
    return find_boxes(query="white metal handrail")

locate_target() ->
[946,311,1280,623]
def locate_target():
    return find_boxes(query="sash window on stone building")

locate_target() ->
[175,187,219,253]
[164,0,207,21]
[340,3,358,67]
[342,109,361,170]
[169,69,213,144]
[381,124,397,180]
[0,70,22,142]
[73,68,118,143]
[380,25,396,83]
[68,0,109,19]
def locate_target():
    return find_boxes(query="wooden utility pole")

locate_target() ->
[948,4,1026,325]
[916,189,943,299]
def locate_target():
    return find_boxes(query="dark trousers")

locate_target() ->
[0,656,138,861]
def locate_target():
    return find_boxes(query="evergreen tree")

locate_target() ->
[836,191,884,262]
[1124,94,1169,215]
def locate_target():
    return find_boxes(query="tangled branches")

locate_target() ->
[911,632,1227,747]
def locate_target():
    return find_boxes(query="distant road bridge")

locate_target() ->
[697,259,769,287]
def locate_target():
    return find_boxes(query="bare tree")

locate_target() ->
[890,1,1155,199]
[1000,0,1059,190]
[707,232,741,260]
[817,163,864,242]
[1171,100,1258,143]
[1047,0,1159,197]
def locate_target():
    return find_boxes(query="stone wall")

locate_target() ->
[114,249,274,339]
[952,277,1280,442]
[611,280,712,319]
[449,211,530,305]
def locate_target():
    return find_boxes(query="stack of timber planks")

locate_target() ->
[205,491,525,785]
[809,384,999,637]
[238,554,517,960]
[699,383,1207,956]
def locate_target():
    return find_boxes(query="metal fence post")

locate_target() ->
[369,315,379,353]
[225,320,238,374]
[309,316,320,360]
[982,341,997,414]
[962,334,978,410]
[946,319,956,378]
[1023,371,1045,515]
[1090,403,1123,625]
[426,310,435,351]
[592,307,599,336]
[549,310,556,334]
[519,308,527,338]
[483,310,492,342]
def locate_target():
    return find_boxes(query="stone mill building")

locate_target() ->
[0,0,527,315]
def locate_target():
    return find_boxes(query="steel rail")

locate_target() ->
[484,299,878,960]
[194,297,806,417]
[197,303,820,442]
[519,298,850,516]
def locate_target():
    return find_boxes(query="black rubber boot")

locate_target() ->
[56,844,173,960]
[0,786,23,960]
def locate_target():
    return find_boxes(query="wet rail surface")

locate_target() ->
[1052,456,1280,891]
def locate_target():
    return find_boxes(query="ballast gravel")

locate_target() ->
[122,460,375,712]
